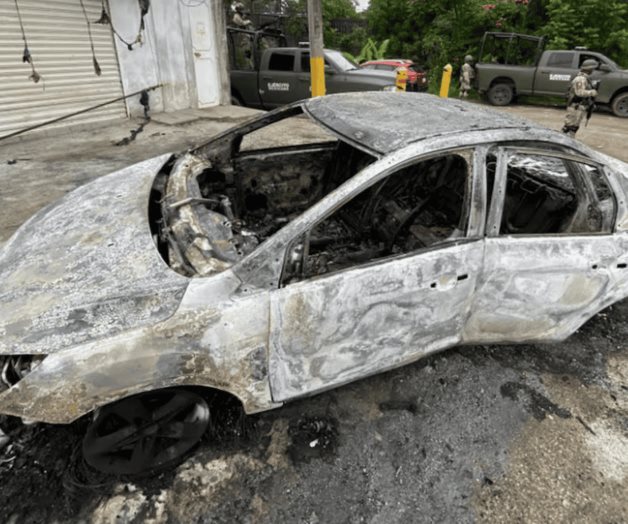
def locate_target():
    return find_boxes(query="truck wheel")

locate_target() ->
[487,83,514,106]
[611,93,628,117]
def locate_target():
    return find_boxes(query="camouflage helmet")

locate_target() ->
[234,2,245,11]
[580,59,599,72]
[464,55,474,63]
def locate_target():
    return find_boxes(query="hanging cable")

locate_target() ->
[79,0,102,76]
[13,0,42,84]
[94,0,150,52]
[0,85,161,142]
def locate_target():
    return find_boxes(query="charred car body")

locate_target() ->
[2,93,628,474]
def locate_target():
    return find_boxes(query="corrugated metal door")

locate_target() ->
[0,0,126,136]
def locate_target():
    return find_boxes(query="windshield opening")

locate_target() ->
[325,50,358,72]
[153,107,377,277]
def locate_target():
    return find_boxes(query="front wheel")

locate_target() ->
[82,389,210,475]
[487,82,514,106]
[611,93,628,117]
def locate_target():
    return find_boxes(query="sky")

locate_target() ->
[354,0,370,12]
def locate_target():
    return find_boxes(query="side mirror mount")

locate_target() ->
[599,63,613,73]
[324,65,335,75]
[280,232,309,286]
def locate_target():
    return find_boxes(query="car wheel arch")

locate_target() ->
[0,345,276,424]
[81,385,243,475]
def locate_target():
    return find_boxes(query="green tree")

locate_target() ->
[263,0,364,50]
[542,0,628,65]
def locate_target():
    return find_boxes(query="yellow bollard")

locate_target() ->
[310,55,326,97]
[439,63,453,98]
[395,67,408,92]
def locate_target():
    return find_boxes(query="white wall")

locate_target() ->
[109,0,229,117]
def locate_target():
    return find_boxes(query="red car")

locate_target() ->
[359,59,428,91]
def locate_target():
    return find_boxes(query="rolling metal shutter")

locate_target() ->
[0,0,126,136]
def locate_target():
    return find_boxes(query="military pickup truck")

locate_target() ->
[475,32,628,117]
[227,27,397,109]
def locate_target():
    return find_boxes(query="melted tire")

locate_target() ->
[82,389,210,475]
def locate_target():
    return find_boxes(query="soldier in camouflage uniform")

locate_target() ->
[562,59,599,137]
[459,55,475,98]
[232,2,254,70]
[232,2,253,29]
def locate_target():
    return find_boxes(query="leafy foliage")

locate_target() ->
[344,38,391,63]
[239,0,628,81]
[363,0,627,87]
[542,0,628,62]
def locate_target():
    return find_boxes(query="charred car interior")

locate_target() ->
[282,152,470,283]
[151,107,475,281]
[150,103,617,284]
[486,150,616,236]
[151,109,378,277]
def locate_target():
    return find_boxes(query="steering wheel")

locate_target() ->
[386,197,432,252]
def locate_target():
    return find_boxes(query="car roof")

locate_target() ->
[362,59,409,66]
[304,92,541,155]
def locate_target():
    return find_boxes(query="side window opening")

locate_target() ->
[547,52,574,68]
[499,153,613,235]
[579,53,603,69]
[300,52,310,72]
[268,53,295,71]
[282,153,471,285]
[581,164,617,231]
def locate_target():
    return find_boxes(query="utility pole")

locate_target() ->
[307,0,325,97]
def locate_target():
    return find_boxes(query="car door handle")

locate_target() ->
[429,273,467,290]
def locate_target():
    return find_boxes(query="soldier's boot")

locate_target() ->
[561,125,578,138]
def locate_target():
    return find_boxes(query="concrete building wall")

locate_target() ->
[109,0,229,117]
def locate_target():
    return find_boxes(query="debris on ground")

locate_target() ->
[287,417,338,464]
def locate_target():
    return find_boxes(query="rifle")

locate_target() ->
[585,79,601,127]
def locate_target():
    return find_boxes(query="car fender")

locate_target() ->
[0,290,278,424]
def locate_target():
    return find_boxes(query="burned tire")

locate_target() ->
[82,389,210,475]
[611,93,628,117]
[487,82,514,106]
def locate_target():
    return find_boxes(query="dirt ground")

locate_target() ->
[0,99,626,523]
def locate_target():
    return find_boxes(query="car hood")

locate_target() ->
[344,68,396,82]
[0,154,190,355]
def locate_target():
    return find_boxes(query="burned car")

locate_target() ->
[2,92,628,474]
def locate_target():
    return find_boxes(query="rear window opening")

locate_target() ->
[487,150,616,236]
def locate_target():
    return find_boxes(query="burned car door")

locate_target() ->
[464,147,619,343]
[268,150,484,401]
